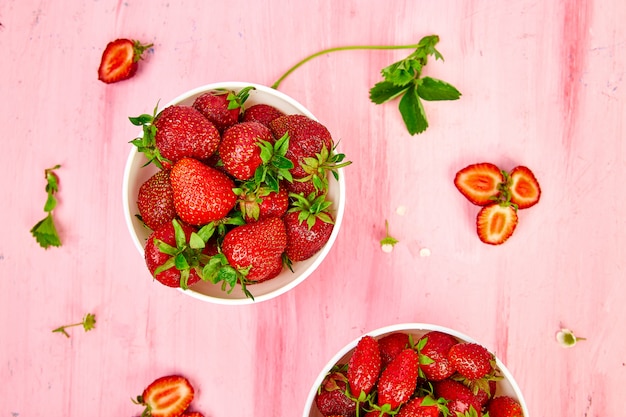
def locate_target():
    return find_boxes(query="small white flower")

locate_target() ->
[556,328,586,348]
[380,220,398,253]
[419,248,431,257]
[381,243,394,253]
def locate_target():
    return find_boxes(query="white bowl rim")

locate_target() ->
[301,323,529,417]
[122,81,346,305]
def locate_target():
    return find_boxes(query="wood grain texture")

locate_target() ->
[1,0,625,416]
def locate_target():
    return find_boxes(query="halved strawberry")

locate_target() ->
[509,166,541,209]
[97,38,152,84]
[133,375,194,417]
[454,163,504,206]
[476,203,518,245]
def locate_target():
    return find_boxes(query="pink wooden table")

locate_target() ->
[1,1,624,415]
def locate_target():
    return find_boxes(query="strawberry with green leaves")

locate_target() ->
[433,379,484,417]
[416,331,458,381]
[97,38,152,84]
[137,169,176,230]
[241,103,285,126]
[283,192,335,262]
[234,183,289,223]
[129,105,221,170]
[347,335,381,400]
[454,162,505,206]
[396,396,448,417]
[219,121,275,180]
[144,219,209,289]
[315,370,358,417]
[133,375,194,417]
[169,157,237,226]
[376,348,420,411]
[221,217,287,283]
[192,87,254,132]
[448,342,495,381]
[486,396,524,417]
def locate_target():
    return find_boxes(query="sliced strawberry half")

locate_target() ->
[98,38,153,84]
[134,375,194,417]
[509,166,541,209]
[476,203,518,245]
[454,162,504,206]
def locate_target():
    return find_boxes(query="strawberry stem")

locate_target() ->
[271,43,421,89]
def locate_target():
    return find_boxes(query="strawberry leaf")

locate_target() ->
[399,85,428,135]
[417,77,462,101]
[32,165,62,249]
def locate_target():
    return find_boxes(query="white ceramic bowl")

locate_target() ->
[302,323,529,417]
[122,82,346,305]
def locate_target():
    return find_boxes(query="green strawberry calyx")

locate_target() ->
[128,102,171,169]
[287,192,334,229]
[254,131,294,193]
[298,142,352,191]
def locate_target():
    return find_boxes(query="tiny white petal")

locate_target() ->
[396,205,407,216]
[419,248,431,257]
[381,244,394,253]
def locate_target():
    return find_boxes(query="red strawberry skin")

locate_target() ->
[192,90,241,132]
[242,103,285,126]
[283,210,334,262]
[377,348,420,409]
[219,121,274,180]
[221,217,287,282]
[454,162,504,206]
[170,158,237,225]
[138,375,194,417]
[433,379,483,417]
[417,331,458,381]
[396,396,439,417]
[137,169,176,230]
[448,342,494,380]
[509,165,541,209]
[154,106,221,169]
[347,335,381,398]
[239,186,289,223]
[486,396,524,417]
[314,371,357,417]
[144,221,202,288]
[268,114,334,178]
[378,332,410,370]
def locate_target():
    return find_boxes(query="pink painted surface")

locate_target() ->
[1,1,625,416]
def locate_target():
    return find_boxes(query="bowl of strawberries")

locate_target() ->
[122,82,349,304]
[303,323,528,417]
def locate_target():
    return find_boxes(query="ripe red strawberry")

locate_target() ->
[476,203,518,245]
[448,342,494,380]
[133,375,194,417]
[314,370,357,417]
[154,106,221,169]
[269,114,334,179]
[433,379,483,417]
[169,158,237,226]
[144,220,206,289]
[137,169,176,230]
[486,396,523,417]
[347,335,381,398]
[241,103,285,126]
[396,396,443,417]
[97,38,152,84]
[377,348,420,410]
[285,177,323,197]
[283,192,335,261]
[474,380,497,406]
[417,331,458,381]
[454,163,505,206]
[378,332,410,370]
[221,217,287,282]
[508,166,541,209]
[192,87,254,132]
[219,121,274,180]
[236,184,289,223]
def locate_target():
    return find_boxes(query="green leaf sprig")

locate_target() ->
[271,34,460,135]
[31,164,62,249]
[52,313,96,338]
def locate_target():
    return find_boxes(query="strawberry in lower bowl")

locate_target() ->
[303,323,528,417]
[122,82,348,304]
